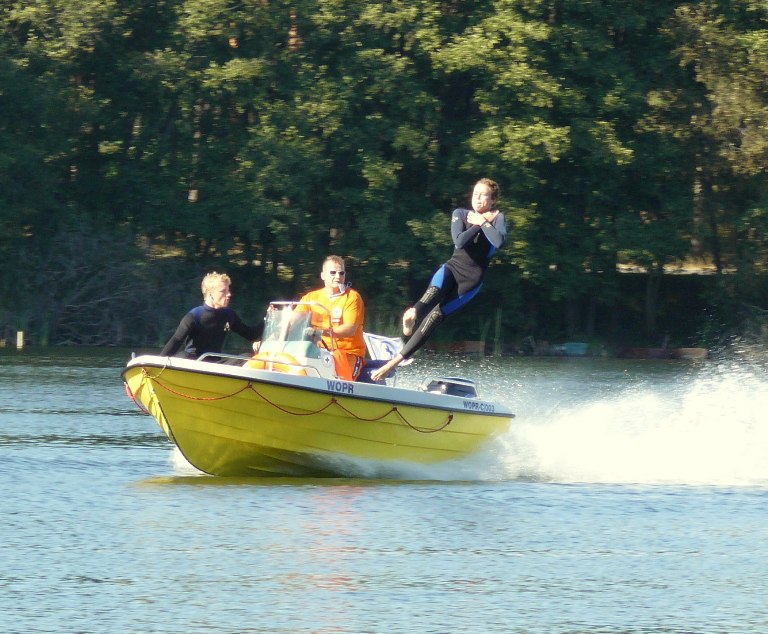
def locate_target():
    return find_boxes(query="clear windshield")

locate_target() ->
[262,302,331,345]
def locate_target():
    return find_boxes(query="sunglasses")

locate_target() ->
[328,270,346,276]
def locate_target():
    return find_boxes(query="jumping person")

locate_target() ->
[161,272,264,359]
[371,178,506,381]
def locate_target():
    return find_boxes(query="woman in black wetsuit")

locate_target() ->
[371,178,507,381]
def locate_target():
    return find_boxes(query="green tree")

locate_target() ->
[670,0,768,274]
[659,0,768,337]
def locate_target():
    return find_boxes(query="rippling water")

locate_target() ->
[2,347,768,633]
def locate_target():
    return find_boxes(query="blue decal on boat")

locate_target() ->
[327,380,355,395]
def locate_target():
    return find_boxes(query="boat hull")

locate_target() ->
[123,355,513,477]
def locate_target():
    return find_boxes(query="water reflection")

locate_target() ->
[0,432,164,447]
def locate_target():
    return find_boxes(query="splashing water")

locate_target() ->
[492,361,768,486]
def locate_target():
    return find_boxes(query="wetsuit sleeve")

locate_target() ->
[160,313,195,356]
[481,212,507,248]
[451,208,484,248]
[229,311,265,342]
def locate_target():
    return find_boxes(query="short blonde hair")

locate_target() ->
[323,255,345,270]
[201,272,231,297]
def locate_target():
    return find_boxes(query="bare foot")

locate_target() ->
[402,308,416,336]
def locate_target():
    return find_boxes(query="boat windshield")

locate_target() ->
[262,302,330,346]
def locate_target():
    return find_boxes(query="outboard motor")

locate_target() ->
[419,377,478,398]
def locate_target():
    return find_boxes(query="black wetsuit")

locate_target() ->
[400,208,507,360]
[160,305,264,359]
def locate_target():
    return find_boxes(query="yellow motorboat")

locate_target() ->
[122,302,514,477]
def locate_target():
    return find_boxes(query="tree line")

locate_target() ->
[1,0,766,351]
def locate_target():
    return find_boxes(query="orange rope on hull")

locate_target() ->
[137,368,454,433]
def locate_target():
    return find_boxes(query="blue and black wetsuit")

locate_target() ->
[400,208,507,360]
[160,305,264,359]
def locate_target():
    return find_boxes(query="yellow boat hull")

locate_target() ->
[123,355,513,477]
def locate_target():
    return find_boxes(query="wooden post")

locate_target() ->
[493,307,502,356]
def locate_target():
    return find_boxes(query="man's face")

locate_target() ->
[208,281,232,309]
[321,261,346,293]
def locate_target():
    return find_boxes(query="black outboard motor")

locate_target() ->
[419,377,478,398]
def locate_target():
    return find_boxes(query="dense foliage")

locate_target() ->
[1,0,766,350]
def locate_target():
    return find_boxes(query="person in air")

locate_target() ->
[371,178,506,381]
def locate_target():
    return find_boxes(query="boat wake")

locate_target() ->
[491,361,768,487]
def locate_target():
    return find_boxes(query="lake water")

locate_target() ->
[2,347,768,633]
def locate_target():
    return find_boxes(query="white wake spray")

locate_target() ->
[493,361,768,486]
